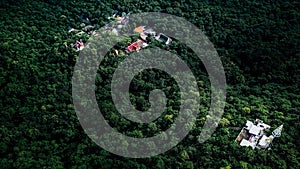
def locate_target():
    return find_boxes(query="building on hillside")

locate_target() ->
[235,119,283,150]
[155,33,172,45]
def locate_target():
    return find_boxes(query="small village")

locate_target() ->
[66,10,172,54]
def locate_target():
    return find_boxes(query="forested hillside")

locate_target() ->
[0,0,299,168]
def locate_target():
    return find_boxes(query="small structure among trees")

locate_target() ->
[235,119,283,150]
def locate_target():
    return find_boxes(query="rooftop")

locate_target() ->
[235,119,283,150]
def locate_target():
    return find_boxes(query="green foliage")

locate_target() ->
[0,0,299,168]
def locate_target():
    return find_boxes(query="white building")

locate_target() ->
[235,119,283,150]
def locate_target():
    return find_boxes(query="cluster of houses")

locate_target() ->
[235,119,283,150]
[105,10,172,55]
[67,10,172,53]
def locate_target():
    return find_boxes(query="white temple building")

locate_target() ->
[235,119,283,150]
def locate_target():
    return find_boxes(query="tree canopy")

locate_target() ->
[0,0,299,168]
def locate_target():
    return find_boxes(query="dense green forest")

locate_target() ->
[0,0,299,168]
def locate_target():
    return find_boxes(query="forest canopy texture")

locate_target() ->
[0,0,299,168]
